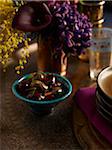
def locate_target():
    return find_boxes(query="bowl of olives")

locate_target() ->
[12,72,72,115]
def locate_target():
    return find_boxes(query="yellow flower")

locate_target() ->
[0,0,31,73]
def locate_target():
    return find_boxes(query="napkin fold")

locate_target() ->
[75,87,112,145]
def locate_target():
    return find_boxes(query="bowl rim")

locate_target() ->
[12,72,72,104]
[97,66,112,100]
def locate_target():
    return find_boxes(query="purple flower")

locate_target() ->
[12,2,52,32]
[12,0,92,56]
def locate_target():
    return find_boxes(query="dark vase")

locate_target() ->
[37,34,67,76]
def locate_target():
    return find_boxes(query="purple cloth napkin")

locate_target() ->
[75,87,112,145]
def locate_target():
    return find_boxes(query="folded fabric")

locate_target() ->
[75,87,112,145]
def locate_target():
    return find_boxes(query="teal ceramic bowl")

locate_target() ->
[12,72,72,115]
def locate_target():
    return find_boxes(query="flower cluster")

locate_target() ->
[0,0,92,73]
[12,0,92,57]
[0,0,30,73]
[46,0,92,56]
